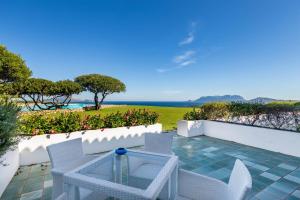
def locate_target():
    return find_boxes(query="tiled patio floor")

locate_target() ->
[2,134,300,200]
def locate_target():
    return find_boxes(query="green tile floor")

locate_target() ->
[2,134,300,200]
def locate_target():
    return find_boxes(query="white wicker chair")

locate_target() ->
[127,133,174,199]
[176,159,252,200]
[47,138,97,200]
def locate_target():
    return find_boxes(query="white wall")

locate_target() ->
[204,121,300,157]
[19,124,162,166]
[0,149,19,197]
[177,120,300,157]
[177,120,205,137]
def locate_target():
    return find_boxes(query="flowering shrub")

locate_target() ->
[104,112,126,128]
[51,113,82,133]
[82,115,104,130]
[19,114,51,135]
[124,109,159,126]
[19,109,159,135]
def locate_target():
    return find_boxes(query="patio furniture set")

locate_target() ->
[46,133,252,200]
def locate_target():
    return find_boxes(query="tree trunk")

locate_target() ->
[98,93,107,109]
[94,93,99,110]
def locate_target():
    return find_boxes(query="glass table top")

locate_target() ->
[78,150,171,190]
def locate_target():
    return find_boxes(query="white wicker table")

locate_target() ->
[63,149,179,200]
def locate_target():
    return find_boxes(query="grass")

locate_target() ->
[82,105,193,131]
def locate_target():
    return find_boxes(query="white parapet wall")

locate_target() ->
[19,123,162,166]
[177,120,205,137]
[0,149,19,197]
[177,120,300,157]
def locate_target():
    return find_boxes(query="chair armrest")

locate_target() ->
[178,169,228,200]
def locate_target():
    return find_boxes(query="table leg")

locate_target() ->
[170,164,178,200]
[64,184,76,200]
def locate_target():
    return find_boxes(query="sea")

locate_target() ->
[21,101,201,111]
[102,101,200,107]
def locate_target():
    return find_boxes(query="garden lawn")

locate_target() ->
[82,106,193,131]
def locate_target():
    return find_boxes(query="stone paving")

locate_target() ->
[2,134,300,200]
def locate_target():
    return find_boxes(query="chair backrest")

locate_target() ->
[228,159,252,200]
[46,138,84,168]
[144,133,173,155]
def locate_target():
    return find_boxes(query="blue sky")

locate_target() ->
[1,0,300,101]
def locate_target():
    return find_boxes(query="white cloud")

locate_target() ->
[173,50,195,63]
[156,22,199,73]
[179,59,196,66]
[179,22,197,46]
[179,33,194,46]
[157,50,197,73]
[156,68,170,73]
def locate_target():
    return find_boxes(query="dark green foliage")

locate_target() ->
[82,115,104,130]
[183,102,300,131]
[183,108,204,120]
[0,45,32,84]
[264,103,296,114]
[19,114,52,135]
[200,102,231,120]
[51,113,82,133]
[230,103,264,116]
[294,102,300,107]
[0,97,20,157]
[123,109,159,126]
[19,109,159,135]
[75,74,126,110]
[10,78,82,110]
[52,80,82,96]
[103,112,126,128]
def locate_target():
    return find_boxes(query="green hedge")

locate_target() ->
[184,102,300,121]
[0,97,20,157]
[19,109,159,136]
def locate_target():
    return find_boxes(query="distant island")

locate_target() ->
[70,95,298,107]
[193,95,294,104]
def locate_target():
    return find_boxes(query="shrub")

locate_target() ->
[0,97,20,157]
[19,114,52,135]
[123,109,159,126]
[229,103,264,125]
[50,112,82,133]
[142,110,159,125]
[103,112,125,128]
[82,115,104,130]
[19,109,159,135]
[183,102,300,131]
[200,102,231,120]
[183,108,204,120]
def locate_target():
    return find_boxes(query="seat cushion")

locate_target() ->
[130,163,162,180]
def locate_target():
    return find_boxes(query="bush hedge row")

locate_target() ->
[19,109,159,136]
[184,102,300,131]
[184,102,300,120]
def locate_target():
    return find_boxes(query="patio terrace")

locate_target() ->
[2,134,300,200]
